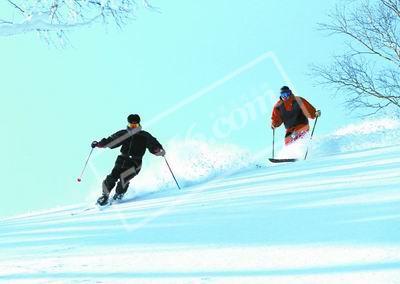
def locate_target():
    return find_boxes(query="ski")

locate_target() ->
[70,203,110,216]
[96,202,112,210]
[70,206,96,216]
[269,158,298,163]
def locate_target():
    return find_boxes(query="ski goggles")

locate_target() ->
[128,123,140,129]
[280,91,291,100]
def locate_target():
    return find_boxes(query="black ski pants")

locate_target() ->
[102,155,141,195]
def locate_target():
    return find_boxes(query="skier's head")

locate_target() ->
[127,114,141,129]
[280,86,292,101]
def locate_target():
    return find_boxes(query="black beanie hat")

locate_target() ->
[127,114,141,124]
[280,86,291,93]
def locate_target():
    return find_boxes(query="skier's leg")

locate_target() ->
[97,157,125,206]
[115,181,130,196]
[285,130,309,145]
[101,156,126,195]
[285,135,294,145]
[298,130,309,140]
[115,163,142,196]
[98,169,122,205]
[102,168,120,196]
[290,130,309,144]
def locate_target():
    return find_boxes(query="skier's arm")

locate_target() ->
[145,133,165,156]
[298,97,317,119]
[271,106,283,128]
[96,130,127,149]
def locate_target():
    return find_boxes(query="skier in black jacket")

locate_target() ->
[91,114,165,206]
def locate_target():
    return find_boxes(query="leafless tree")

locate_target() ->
[313,0,400,116]
[0,0,156,44]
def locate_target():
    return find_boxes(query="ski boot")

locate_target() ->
[97,194,109,206]
[113,193,124,201]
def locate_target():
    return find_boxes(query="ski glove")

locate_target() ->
[315,110,321,118]
[154,148,166,157]
[91,141,99,148]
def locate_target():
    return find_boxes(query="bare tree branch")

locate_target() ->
[0,0,156,44]
[7,0,25,14]
[313,0,400,115]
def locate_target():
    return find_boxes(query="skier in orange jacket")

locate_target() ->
[271,86,321,145]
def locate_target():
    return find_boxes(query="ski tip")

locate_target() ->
[269,158,298,163]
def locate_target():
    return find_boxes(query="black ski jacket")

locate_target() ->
[98,127,163,163]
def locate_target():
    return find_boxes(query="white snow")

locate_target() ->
[1,118,400,283]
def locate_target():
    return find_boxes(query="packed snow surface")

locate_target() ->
[1,118,400,283]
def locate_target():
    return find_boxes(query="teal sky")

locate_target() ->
[0,0,354,217]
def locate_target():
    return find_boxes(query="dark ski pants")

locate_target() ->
[102,155,141,196]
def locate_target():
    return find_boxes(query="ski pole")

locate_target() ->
[164,156,181,190]
[272,128,275,159]
[77,148,94,183]
[304,115,319,160]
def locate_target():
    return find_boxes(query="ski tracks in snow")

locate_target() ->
[1,145,400,283]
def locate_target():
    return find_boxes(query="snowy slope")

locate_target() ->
[1,119,400,284]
